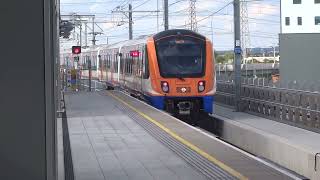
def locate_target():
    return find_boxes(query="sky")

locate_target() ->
[60,0,280,50]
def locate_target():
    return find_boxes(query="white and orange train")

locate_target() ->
[61,29,216,122]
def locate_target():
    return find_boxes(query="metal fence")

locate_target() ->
[216,80,320,133]
[60,67,106,92]
[217,73,320,92]
[215,63,280,82]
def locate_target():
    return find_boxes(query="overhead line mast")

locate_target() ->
[241,0,250,58]
[111,3,160,39]
[189,0,198,32]
[164,0,169,30]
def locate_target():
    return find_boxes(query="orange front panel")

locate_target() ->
[146,38,161,93]
[146,37,215,97]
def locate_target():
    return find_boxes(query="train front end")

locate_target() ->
[145,29,216,120]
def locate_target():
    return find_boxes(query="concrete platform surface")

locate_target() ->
[109,91,295,180]
[65,92,207,180]
[213,104,320,180]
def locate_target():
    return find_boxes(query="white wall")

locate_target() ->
[281,0,320,33]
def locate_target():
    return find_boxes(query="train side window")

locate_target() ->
[87,56,91,69]
[129,54,132,75]
[103,55,107,69]
[65,57,69,66]
[124,54,127,74]
[115,54,117,71]
[116,54,119,73]
[92,56,95,70]
[127,53,130,75]
[143,45,150,79]
[107,55,109,68]
[98,55,102,69]
[121,54,123,73]
[138,49,142,77]
[114,54,118,73]
[126,53,128,74]
[88,56,91,69]
[127,55,129,75]
[107,54,110,68]
[105,55,107,68]
[129,55,132,75]
[130,56,133,75]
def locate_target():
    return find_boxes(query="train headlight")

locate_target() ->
[161,81,169,93]
[198,81,205,92]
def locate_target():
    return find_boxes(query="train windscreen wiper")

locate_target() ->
[177,77,186,81]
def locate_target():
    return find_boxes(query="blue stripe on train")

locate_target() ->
[143,95,214,114]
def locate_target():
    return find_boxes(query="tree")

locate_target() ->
[216,55,227,64]
[214,50,219,60]
[224,52,234,62]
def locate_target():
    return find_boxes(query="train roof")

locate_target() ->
[102,29,207,49]
[153,29,206,41]
[106,35,152,49]
[60,29,208,54]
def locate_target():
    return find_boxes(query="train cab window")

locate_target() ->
[155,36,205,78]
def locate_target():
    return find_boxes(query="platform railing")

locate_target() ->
[59,67,106,92]
[216,80,320,133]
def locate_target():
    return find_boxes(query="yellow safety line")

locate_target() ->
[107,91,248,180]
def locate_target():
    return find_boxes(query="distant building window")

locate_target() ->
[293,0,301,4]
[297,17,302,25]
[285,17,290,26]
[315,16,320,25]
[315,0,320,4]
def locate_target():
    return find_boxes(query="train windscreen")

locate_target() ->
[155,36,206,78]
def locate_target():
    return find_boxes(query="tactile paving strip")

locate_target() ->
[114,101,237,180]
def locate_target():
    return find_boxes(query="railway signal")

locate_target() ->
[72,46,81,54]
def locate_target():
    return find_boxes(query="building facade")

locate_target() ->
[281,0,320,33]
[280,0,320,89]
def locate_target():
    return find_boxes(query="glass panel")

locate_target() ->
[315,16,320,25]
[298,17,302,25]
[285,17,290,26]
[293,0,301,4]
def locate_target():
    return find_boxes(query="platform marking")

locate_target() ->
[107,91,248,180]
[118,91,304,180]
